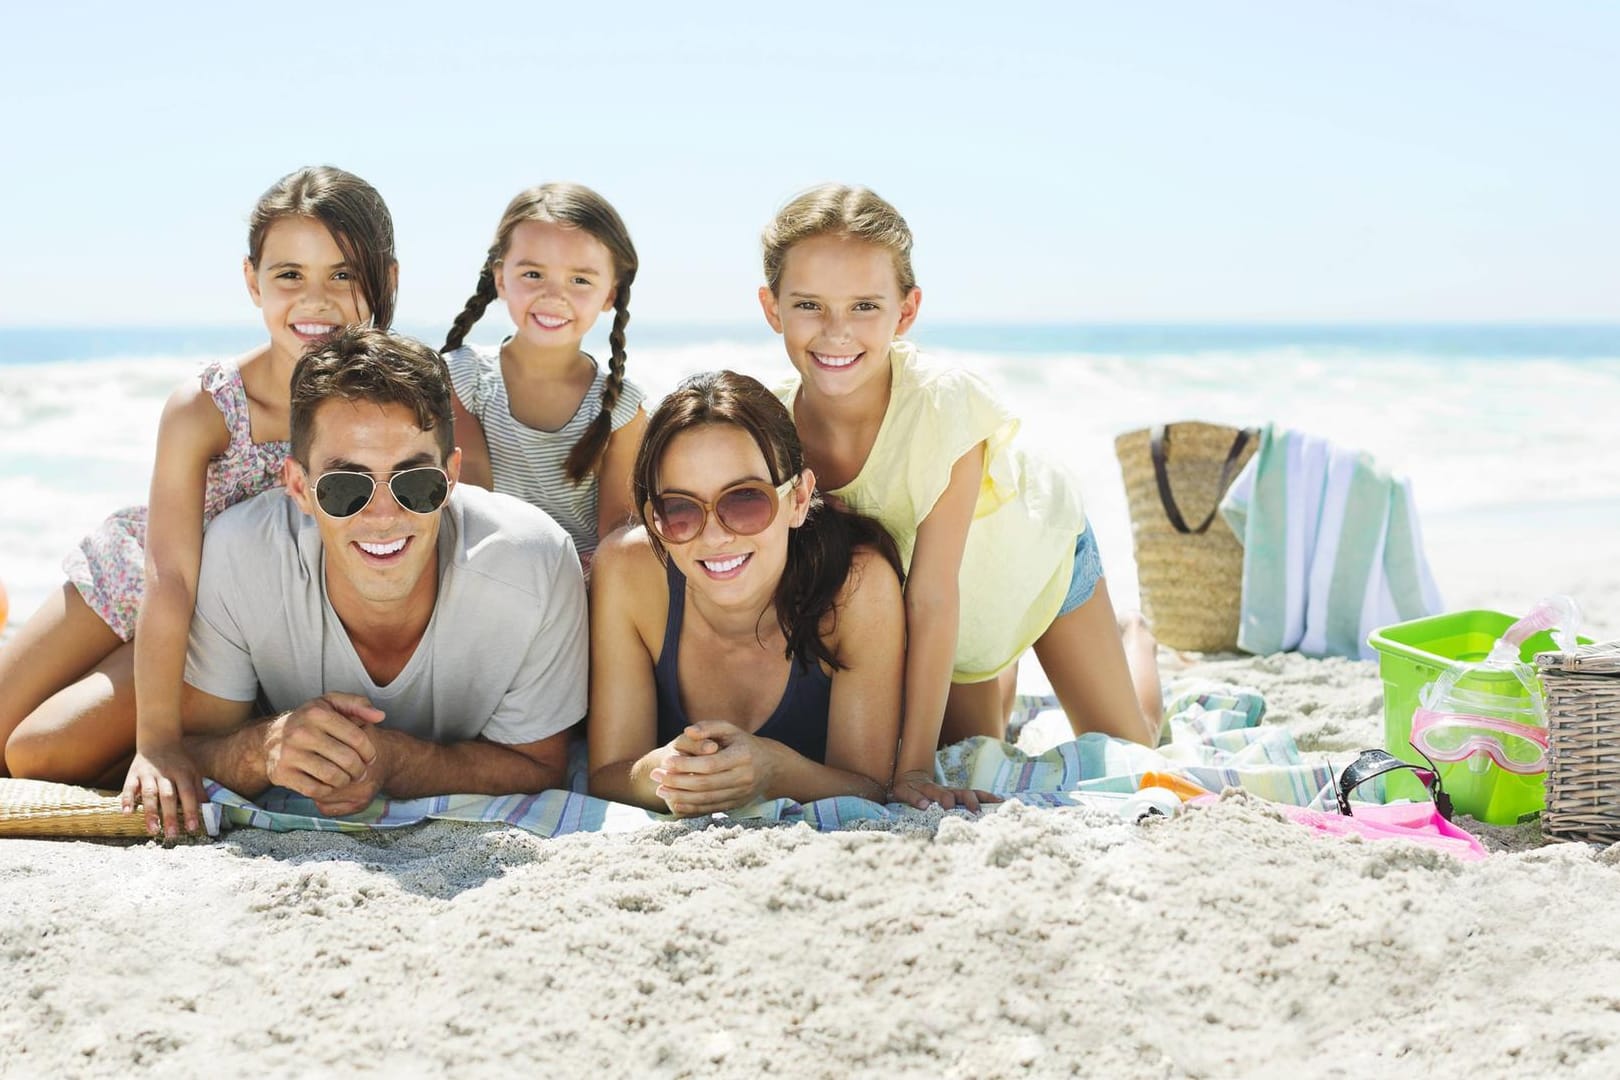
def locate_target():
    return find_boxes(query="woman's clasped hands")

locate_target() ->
[648,721,775,816]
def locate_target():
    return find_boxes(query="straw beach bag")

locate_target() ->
[1115,422,1258,652]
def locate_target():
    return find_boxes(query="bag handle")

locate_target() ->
[1149,424,1257,535]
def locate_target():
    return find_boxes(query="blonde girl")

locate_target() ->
[758,184,1163,811]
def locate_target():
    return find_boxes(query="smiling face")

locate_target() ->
[286,398,461,620]
[494,220,617,352]
[759,233,921,404]
[245,216,372,365]
[653,424,810,609]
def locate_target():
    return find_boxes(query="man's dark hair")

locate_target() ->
[290,327,455,464]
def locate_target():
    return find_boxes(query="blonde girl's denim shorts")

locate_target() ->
[1055,523,1104,618]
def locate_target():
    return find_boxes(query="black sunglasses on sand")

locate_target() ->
[1336,747,1454,820]
[313,467,450,519]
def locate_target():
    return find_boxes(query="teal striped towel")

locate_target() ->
[201,685,1375,834]
[1219,424,1443,659]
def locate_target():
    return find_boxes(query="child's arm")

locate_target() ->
[890,441,999,811]
[818,545,905,801]
[119,383,230,838]
[595,406,648,542]
[451,391,493,490]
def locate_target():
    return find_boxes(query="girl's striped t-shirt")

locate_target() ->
[445,343,646,558]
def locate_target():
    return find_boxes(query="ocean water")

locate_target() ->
[3,323,1619,631]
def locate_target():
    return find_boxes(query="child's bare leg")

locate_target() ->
[998,660,1019,727]
[0,584,123,776]
[1032,579,1163,746]
[1117,608,1164,736]
[940,678,1006,747]
[5,638,138,784]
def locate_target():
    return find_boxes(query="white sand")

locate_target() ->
[3,559,1618,1077]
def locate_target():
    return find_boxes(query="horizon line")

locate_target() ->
[3,318,1618,332]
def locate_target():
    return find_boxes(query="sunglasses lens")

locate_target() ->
[316,473,376,518]
[391,468,449,514]
[651,495,705,542]
[716,485,777,536]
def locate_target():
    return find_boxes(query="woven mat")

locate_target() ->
[0,778,220,839]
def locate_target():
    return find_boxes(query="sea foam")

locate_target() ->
[4,338,1618,627]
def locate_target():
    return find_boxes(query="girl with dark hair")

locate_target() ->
[0,166,398,838]
[587,371,905,814]
[441,183,648,571]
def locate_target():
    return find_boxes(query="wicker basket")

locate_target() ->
[1115,422,1258,652]
[1538,641,1620,844]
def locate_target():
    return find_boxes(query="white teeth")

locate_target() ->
[358,538,407,556]
[532,313,569,328]
[293,322,337,336]
[813,352,859,368]
[701,555,747,574]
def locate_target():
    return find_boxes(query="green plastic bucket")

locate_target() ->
[1366,610,1590,825]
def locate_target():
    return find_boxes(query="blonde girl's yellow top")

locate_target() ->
[778,341,1088,683]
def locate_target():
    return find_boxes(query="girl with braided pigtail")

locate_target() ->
[441,183,647,573]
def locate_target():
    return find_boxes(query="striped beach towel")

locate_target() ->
[202,686,1377,835]
[1218,424,1443,659]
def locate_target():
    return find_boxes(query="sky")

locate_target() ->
[0,0,1615,328]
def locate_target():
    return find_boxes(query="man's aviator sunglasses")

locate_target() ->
[313,467,451,519]
[646,475,799,544]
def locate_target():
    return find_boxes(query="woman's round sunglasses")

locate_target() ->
[313,467,451,519]
[645,475,799,545]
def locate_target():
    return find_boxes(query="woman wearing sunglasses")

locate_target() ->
[587,370,906,815]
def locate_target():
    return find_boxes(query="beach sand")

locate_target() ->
[3,546,1618,1077]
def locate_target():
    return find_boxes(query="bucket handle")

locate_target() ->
[1150,424,1258,535]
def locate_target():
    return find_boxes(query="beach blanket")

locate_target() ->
[1218,423,1443,659]
[202,687,1379,836]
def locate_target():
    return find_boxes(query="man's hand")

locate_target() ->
[888,768,1001,813]
[647,721,775,816]
[310,729,398,817]
[120,741,206,840]
[264,693,385,802]
[312,775,384,818]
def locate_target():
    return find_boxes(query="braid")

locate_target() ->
[440,262,499,354]
[602,281,631,420]
[562,281,632,484]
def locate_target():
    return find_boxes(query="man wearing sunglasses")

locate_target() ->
[152,327,587,825]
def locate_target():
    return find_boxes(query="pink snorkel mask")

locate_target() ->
[1409,596,1576,778]
[1410,706,1548,775]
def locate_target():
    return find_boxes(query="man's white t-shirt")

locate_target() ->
[185,484,587,746]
